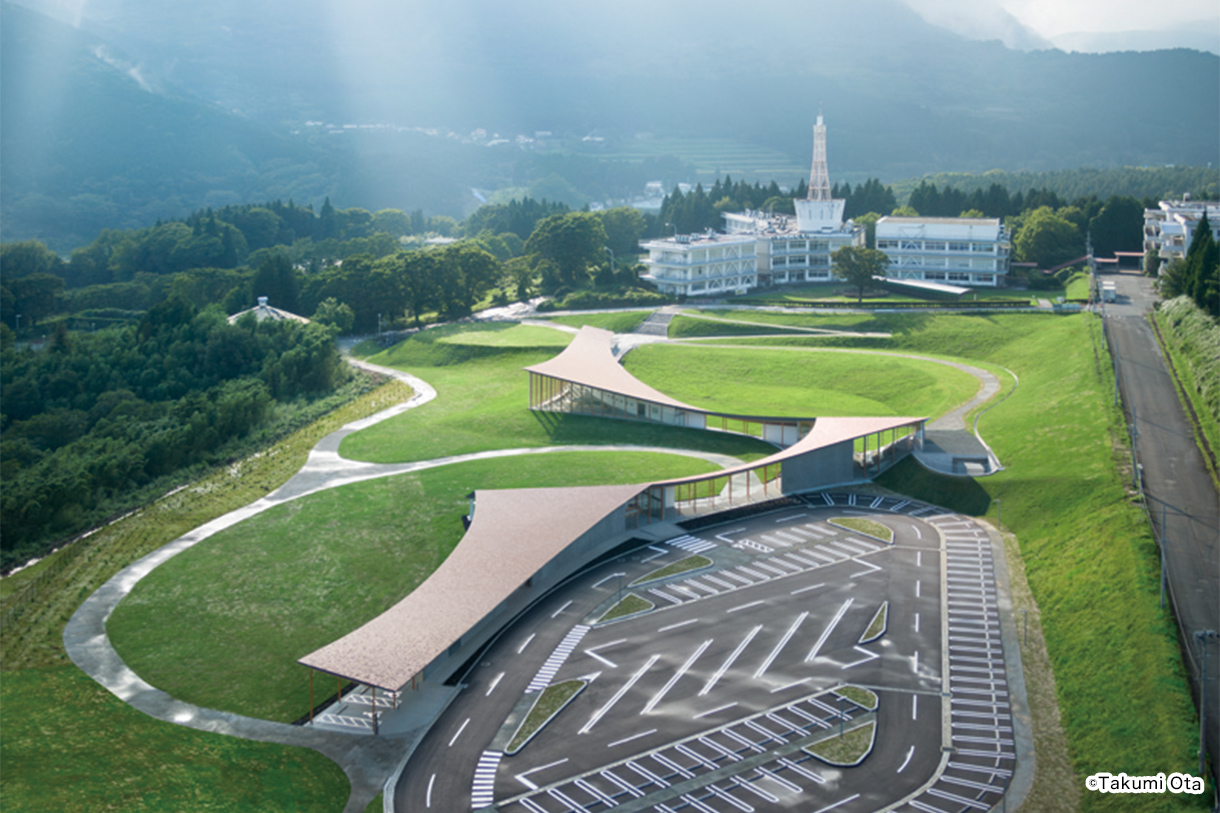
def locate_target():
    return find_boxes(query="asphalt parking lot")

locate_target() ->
[396,492,1018,813]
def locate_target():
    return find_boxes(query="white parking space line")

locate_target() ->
[694,701,739,720]
[812,793,861,812]
[608,729,656,748]
[897,744,915,773]
[728,600,765,614]
[806,598,854,662]
[658,618,698,633]
[584,639,627,668]
[770,677,812,694]
[754,611,808,678]
[579,655,659,734]
[700,625,762,696]
[514,758,570,790]
[780,756,826,783]
[644,639,713,713]
[486,672,504,697]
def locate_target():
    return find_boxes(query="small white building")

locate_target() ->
[639,231,758,297]
[1143,199,1220,266]
[875,217,1010,287]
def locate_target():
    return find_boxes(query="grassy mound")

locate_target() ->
[622,343,979,419]
[339,325,777,465]
[107,451,720,722]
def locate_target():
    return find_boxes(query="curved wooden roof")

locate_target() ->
[298,484,643,691]
[524,326,698,411]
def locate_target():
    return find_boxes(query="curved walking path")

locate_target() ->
[64,329,1014,811]
[62,357,750,812]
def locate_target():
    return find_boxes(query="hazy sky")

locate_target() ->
[907,0,1219,51]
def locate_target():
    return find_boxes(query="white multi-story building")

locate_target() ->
[875,217,1010,287]
[639,231,758,296]
[1143,199,1220,266]
[723,211,860,287]
[641,116,862,297]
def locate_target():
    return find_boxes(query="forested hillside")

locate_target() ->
[3,0,1217,253]
[0,303,349,570]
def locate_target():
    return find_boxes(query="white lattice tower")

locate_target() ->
[807,114,832,202]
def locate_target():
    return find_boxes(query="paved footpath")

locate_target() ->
[1103,270,1219,780]
[62,357,748,813]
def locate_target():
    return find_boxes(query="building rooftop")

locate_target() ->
[226,297,310,325]
[878,216,1000,227]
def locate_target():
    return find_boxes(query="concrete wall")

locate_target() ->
[780,439,856,493]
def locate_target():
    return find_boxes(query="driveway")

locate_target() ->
[1101,269,1219,779]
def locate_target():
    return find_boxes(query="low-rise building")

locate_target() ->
[875,216,1010,287]
[1143,199,1220,266]
[639,231,758,297]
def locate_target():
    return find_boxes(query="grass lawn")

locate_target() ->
[0,382,411,813]
[107,451,721,723]
[433,322,572,348]
[670,310,889,339]
[867,312,1204,811]
[540,311,652,333]
[0,666,349,812]
[622,343,979,419]
[338,323,777,464]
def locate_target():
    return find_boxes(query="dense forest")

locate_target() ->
[0,302,350,570]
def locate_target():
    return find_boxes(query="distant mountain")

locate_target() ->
[3,0,1218,252]
[0,1,330,250]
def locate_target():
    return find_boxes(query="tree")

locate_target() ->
[832,246,890,304]
[311,297,355,334]
[525,212,609,288]
[855,212,882,249]
[1013,206,1083,269]
[1181,212,1219,316]
[372,209,412,237]
[1,240,63,283]
[1088,196,1143,258]
[251,253,300,313]
[596,207,646,257]
[7,272,64,326]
